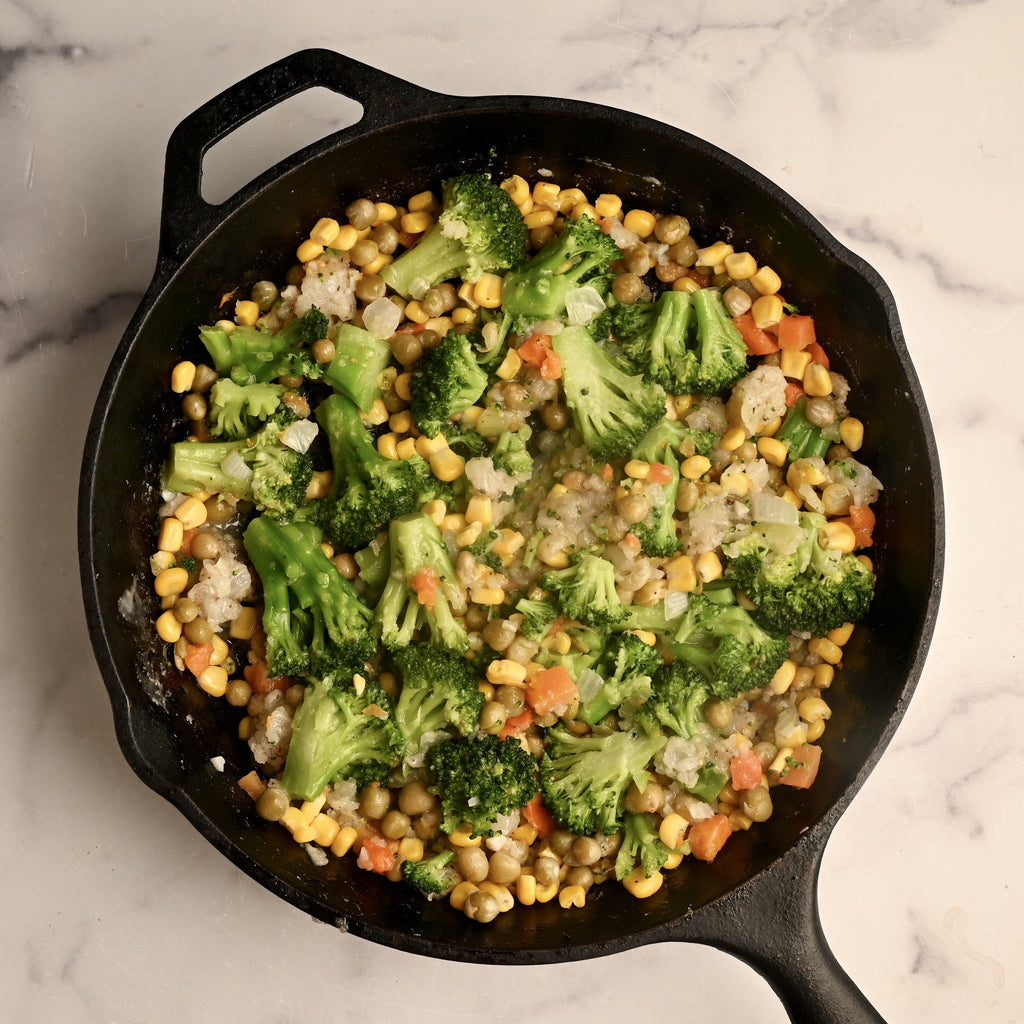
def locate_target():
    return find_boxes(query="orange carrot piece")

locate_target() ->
[784,382,805,407]
[499,706,534,741]
[647,462,674,485]
[730,749,764,791]
[777,314,816,350]
[183,643,213,678]
[356,831,396,874]
[688,813,733,863]
[409,566,439,610]
[733,313,779,355]
[526,665,578,716]
[244,661,291,694]
[806,341,830,369]
[838,504,876,549]
[777,744,822,790]
[522,794,557,838]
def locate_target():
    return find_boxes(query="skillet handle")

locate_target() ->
[158,48,439,260]
[672,834,887,1024]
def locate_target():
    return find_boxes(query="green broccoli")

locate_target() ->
[401,849,458,896]
[539,724,666,835]
[242,515,376,678]
[425,734,539,838]
[686,761,729,803]
[316,392,436,552]
[629,420,684,558]
[281,673,401,802]
[773,395,833,463]
[633,659,711,740]
[198,306,329,383]
[577,632,661,726]
[206,378,288,439]
[163,421,313,521]
[541,551,628,629]
[374,511,470,653]
[501,214,621,324]
[514,596,561,642]
[465,524,504,573]
[488,424,534,486]
[379,173,527,298]
[391,643,485,756]
[614,811,675,880]
[323,322,395,413]
[723,511,876,637]
[409,330,490,438]
[550,325,666,463]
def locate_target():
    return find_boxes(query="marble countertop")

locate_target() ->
[3,2,1020,1021]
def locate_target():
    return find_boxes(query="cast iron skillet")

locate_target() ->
[78,49,943,1023]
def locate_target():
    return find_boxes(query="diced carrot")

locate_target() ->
[356,831,396,874]
[540,351,562,380]
[777,314,816,350]
[409,566,439,610]
[183,642,213,677]
[807,342,830,369]
[522,794,557,838]
[730,749,764,791]
[647,462,674,485]
[778,744,822,789]
[733,313,779,356]
[518,332,552,367]
[179,527,199,556]
[686,269,711,289]
[622,532,641,554]
[688,813,733,863]
[838,504,876,549]
[784,382,805,407]
[526,665,578,716]
[243,661,291,695]
[499,706,534,741]
[601,463,614,482]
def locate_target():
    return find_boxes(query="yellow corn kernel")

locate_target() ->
[290,823,317,844]
[594,193,623,219]
[170,360,196,394]
[494,348,522,380]
[516,872,538,906]
[297,793,326,823]
[331,825,358,857]
[780,487,802,508]
[492,529,525,559]
[779,348,813,381]
[414,432,449,457]
[451,306,477,326]
[501,174,530,206]
[332,223,358,251]
[473,587,508,607]
[839,417,864,452]
[571,202,598,221]
[405,189,436,213]
[155,609,183,643]
[389,409,413,434]
[751,294,784,330]
[376,432,400,460]
[749,265,781,295]
[403,299,429,324]
[819,520,857,554]
[306,470,332,501]
[760,415,782,438]
[728,810,754,832]
[808,636,843,665]
[757,436,789,467]
[154,566,189,597]
[531,180,561,210]
[465,495,493,527]
[362,252,392,277]
[630,630,657,648]
[487,659,528,688]
[768,746,795,777]
[296,239,324,264]
[309,217,341,247]
[456,521,484,547]
[174,496,208,529]
[157,517,184,553]
[806,718,826,743]
[681,454,711,480]
[229,606,259,641]
[793,666,815,690]
[790,460,828,489]
[479,881,515,913]
[827,622,855,647]
[150,550,176,574]
[237,717,254,741]
[624,459,651,480]
[803,362,833,397]
[814,663,835,689]
[312,813,341,847]
[659,813,688,850]
[400,210,434,234]
[673,276,701,294]
[666,554,698,593]
[523,208,556,230]
[721,471,751,498]
[374,202,398,224]
[473,273,503,309]
[441,513,466,533]
[396,437,418,461]
[557,187,587,214]
[663,851,684,870]
[558,885,586,910]
[534,879,560,903]
[768,658,797,695]
[695,551,723,583]
[234,299,260,326]
[421,499,446,526]
[798,696,832,724]
[721,425,746,451]
[398,836,424,862]
[208,634,229,667]
[548,483,569,501]
[724,251,757,280]
[540,630,572,656]
[448,827,482,849]
[696,240,734,267]
[622,867,663,899]
[196,665,228,698]
[429,449,465,482]
[623,209,656,237]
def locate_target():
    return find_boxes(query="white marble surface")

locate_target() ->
[2,1,1021,1020]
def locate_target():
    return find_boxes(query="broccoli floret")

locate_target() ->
[577,632,662,726]
[198,307,329,383]
[391,643,485,757]
[629,422,683,558]
[723,511,876,636]
[774,395,833,463]
[206,378,288,439]
[243,515,376,678]
[686,761,729,803]
[514,596,561,642]
[633,660,711,740]
[539,724,666,835]
[614,811,674,880]
[488,424,534,485]
[670,592,790,699]
[551,325,666,462]
[501,214,621,324]
[323,322,394,413]
[690,288,750,393]
[379,173,527,298]
[409,331,490,438]
[401,849,458,896]
[164,421,313,521]
[425,734,539,838]
[316,393,436,551]
[541,551,628,629]
[374,511,470,653]
[465,524,504,573]
[281,673,401,802]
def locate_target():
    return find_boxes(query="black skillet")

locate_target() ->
[77,49,943,1023]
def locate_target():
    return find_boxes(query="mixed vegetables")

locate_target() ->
[150,170,881,923]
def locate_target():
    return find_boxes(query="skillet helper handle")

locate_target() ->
[675,835,887,1024]
[158,48,438,260]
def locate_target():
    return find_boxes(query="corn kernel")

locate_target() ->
[749,265,781,295]
[333,224,358,251]
[623,209,656,237]
[819,520,857,554]
[173,496,207,529]
[374,202,398,225]
[473,273,503,309]
[441,513,466,533]
[456,521,484,547]
[197,665,228,698]
[154,566,189,597]
[827,622,855,647]
[532,180,561,210]
[421,499,446,526]
[516,872,538,906]
[673,276,701,293]
[398,836,424,861]
[155,609,183,643]
[396,437,418,461]
[696,240,734,267]
[170,360,196,393]
[449,827,482,849]
[769,746,795,776]
[492,529,525,559]
[594,193,623,218]
[429,449,465,482]
[331,825,358,857]
[695,551,723,583]
[557,187,587,214]
[721,425,746,451]
[721,471,751,497]
[622,867,663,899]
[495,348,522,380]
[808,636,843,665]
[751,294,784,329]
[724,251,757,279]
[229,606,259,641]
[757,436,789,467]
[541,630,572,655]
[309,217,341,247]
[480,881,516,912]
[415,433,449,457]
[361,252,392,277]
[803,362,833,397]
[208,635,229,667]
[451,306,477,325]
[799,696,832,724]
[403,299,429,324]
[157,517,184,553]
[376,432,400,460]
[659,813,687,849]
[768,659,797,695]
[312,813,341,847]
[779,348,813,380]
[681,454,711,480]
[465,495,493,526]
[523,208,556,230]
[487,659,528,688]
[761,415,782,437]
[501,174,530,205]
[839,417,864,452]
[624,459,651,480]
[389,409,413,434]
[401,210,433,234]
[571,202,598,221]
[407,189,437,213]
[295,239,324,264]
[558,885,586,909]
[533,879,560,903]
[666,554,698,593]
[150,550,176,574]
[806,718,826,742]
[234,299,260,326]
[814,663,835,689]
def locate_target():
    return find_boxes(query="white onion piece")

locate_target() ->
[565,285,607,325]
[280,419,318,453]
[663,589,690,619]
[749,491,799,526]
[220,449,252,481]
[363,296,402,338]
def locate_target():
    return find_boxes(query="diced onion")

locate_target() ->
[220,449,252,481]
[749,491,799,526]
[363,297,403,338]
[576,668,605,703]
[664,589,690,619]
[280,420,318,453]
[565,285,607,326]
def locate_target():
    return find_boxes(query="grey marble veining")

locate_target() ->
[2,1,1021,1021]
